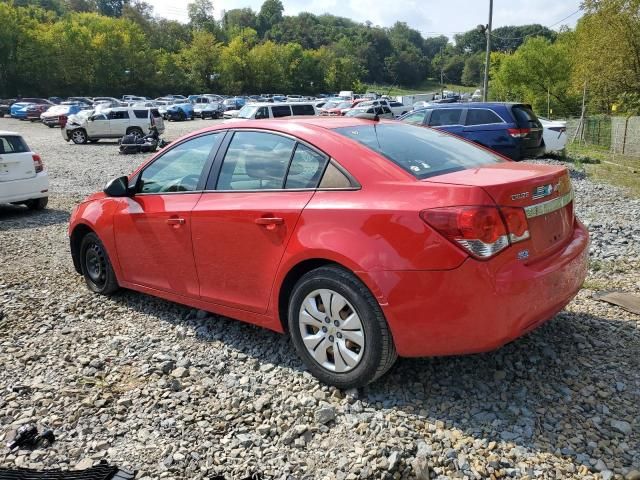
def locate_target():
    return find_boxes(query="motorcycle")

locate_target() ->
[118,127,169,154]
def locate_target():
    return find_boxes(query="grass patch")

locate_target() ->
[567,143,640,197]
[368,79,477,96]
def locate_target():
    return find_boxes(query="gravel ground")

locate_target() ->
[0,118,639,480]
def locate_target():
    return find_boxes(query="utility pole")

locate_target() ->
[482,0,493,102]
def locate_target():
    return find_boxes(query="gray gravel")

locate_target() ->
[1,118,639,479]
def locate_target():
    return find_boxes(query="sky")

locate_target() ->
[148,0,583,39]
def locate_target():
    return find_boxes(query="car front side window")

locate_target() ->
[138,134,221,194]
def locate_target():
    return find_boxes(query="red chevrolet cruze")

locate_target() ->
[69,118,589,388]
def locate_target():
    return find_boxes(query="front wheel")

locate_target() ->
[70,129,88,144]
[288,266,397,388]
[80,232,119,295]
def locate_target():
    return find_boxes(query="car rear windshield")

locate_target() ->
[333,123,503,179]
[0,135,29,153]
[511,105,541,128]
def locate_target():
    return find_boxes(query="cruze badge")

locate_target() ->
[511,192,529,201]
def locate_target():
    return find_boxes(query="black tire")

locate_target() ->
[288,266,397,388]
[178,110,186,121]
[70,129,88,144]
[80,232,119,295]
[127,127,143,138]
[25,197,48,210]
[47,124,55,128]
[201,113,206,120]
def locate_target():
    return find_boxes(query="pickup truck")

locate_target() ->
[356,99,409,117]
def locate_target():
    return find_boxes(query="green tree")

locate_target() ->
[96,0,126,17]
[461,53,483,86]
[491,36,579,116]
[257,0,283,37]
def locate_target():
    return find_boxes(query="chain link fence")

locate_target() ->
[567,115,640,157]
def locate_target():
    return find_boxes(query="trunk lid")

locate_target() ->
[0,135,36,182]
[425,163,574,261]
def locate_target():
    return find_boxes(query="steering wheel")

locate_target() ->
[160,174,201,193]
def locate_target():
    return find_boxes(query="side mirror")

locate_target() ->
[104,176,132,197]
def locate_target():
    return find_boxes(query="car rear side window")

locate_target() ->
[110,110,129,120]
[512,105,540,128]
[217,132,295,190]
[139,133,221,194]
[465,109,504,125]
[291,104,315,116]
[334,123,503,179]
[133,109,148,119]
[428,108,462,127]
[285,144,328,189]
[0,136,29,154]
[272,105,292,118]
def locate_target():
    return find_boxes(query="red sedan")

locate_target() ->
[69,118,589,388]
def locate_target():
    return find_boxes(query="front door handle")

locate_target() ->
[166,217,185,226]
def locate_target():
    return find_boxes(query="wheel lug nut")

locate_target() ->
[336,332,342,339]
[322,326,328,333]
[329,335,334,342]
[325,317,330,323]
[334,320,340,327]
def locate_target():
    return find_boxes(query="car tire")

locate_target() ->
[178,110,186,121]
[25,197,48,210]
[80,232,119,295]
[70,129,88,144]
[288,265,397,388]
[127,127,143,138]
[47,124,55,128]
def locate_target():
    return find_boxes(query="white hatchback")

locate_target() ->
[0,131,49,210]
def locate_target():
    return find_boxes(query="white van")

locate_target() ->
[226,102,318,121]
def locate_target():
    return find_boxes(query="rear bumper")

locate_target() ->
[363,220,589,357]
[0,172,49,204]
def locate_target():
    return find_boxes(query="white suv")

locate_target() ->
[0,131,49,210]
[62,107,165,144]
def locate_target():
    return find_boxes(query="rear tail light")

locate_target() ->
[33,154,44,173]
[420,206,530,259]
[59,115,67,127]
[508,128,531,138]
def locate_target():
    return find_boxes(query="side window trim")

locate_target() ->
[134,131,226,194]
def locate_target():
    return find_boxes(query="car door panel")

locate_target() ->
[113,194,202,296]
[192,191,314,313]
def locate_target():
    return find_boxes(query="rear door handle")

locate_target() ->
[255,217,284,230]
[166,217,185,225]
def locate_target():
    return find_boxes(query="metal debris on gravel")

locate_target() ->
[1,119,639,479]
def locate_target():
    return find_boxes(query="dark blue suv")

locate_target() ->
[399,102,545,160]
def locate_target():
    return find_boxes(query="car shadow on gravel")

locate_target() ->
[365,310,639,471]
[0,205,69,230]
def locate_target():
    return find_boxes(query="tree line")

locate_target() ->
[1,0,557,98]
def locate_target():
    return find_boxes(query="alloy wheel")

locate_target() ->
[298,289,365,373]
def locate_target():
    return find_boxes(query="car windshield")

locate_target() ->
[238,105,258,119]
[224,99,236,106]
[333,123,504,179]
[335,102,351,109]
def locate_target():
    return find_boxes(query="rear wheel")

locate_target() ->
[25,197,48,210]
[80,232,119,295]
[288,266,397,388]
[127,127,143,138]
[47,124,55,128]
[178,110,186,121]
[70,129,88,144]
